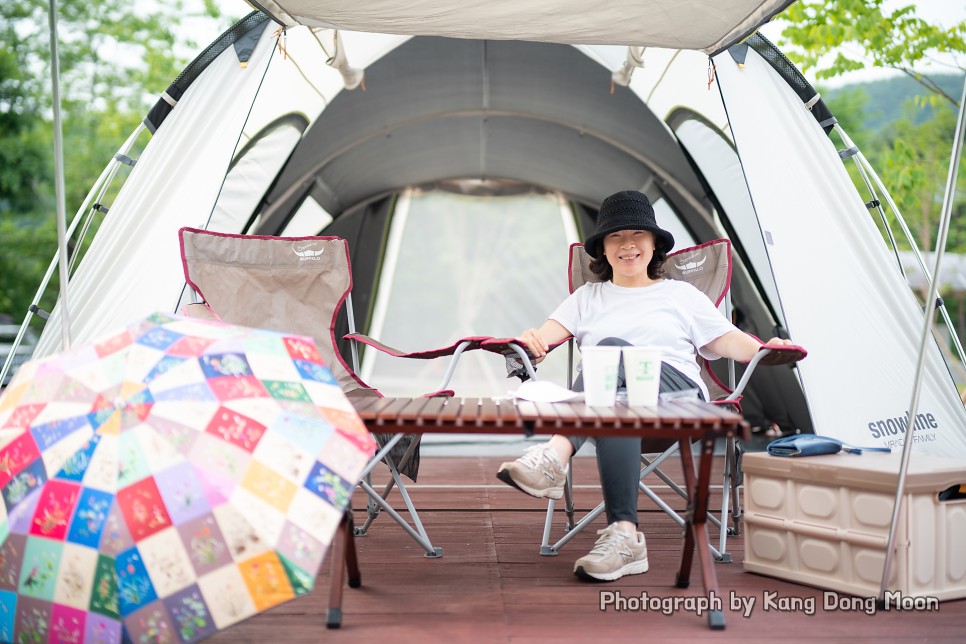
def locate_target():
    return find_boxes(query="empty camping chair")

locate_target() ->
[179,227,493,558]
[484,239,806,560]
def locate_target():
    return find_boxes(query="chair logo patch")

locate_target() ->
[293,242,324,262]
[673,253,707,275]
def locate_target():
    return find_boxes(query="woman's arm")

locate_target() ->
[517,319,572,362]
[703,330,793,363]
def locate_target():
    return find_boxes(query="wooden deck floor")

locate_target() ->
[212,456,966,643]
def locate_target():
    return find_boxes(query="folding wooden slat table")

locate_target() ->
[354,396,750,630]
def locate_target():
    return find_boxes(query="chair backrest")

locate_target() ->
[568,239,734,400]
[179,227,375,397]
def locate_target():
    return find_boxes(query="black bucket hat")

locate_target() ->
[584,191,675,260]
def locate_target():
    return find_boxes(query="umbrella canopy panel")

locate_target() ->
[255,37,710,233]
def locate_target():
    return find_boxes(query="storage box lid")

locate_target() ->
[742,452,966,494]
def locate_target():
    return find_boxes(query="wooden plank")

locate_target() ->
[667,400,719,429]
[398,396,432,422]
[626,404,665,429]
[657,401,703,429]
[611,403,642,430]
[373,397,415,426]
[457,397,482,427]
[513,399,539,423]
[532,402,563,431]
[361,396,743,439]
[494,398,522,429]
[416,396,449,426]
[477,397,502,427]
[356,396,404,421]
[435,397,464,426]
[551,400,584,433]
[347,396,382,414]
[559,401,601,431]
[685,399,732,420]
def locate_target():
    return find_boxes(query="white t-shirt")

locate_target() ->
[548,279,738,401]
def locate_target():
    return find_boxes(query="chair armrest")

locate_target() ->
[480,338,570,381]
[344,333,491,359]
[343,333,494,393]
[753,344,807,366]
[725,344,807,401]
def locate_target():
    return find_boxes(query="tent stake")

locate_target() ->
[879,75,966,602]
[47,0,71,349]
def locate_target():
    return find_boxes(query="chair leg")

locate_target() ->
[563,464,575,530]
[354,437,441,556]
[539,460,577,556]
[327,512,360,629]
[729,439,744,535]
[717,438,736,562]
[356,462,443,557]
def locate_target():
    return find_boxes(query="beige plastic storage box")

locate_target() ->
[742,451,966,600]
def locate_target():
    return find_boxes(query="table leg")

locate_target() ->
[675,436,726,630]
[674,438,696,589]
[327,512,361,629]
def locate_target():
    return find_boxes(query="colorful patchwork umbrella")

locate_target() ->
[0,312,376,642]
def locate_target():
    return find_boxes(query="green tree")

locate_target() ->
[775,0,965,252]
[0,0,233,321]
[775,1,966,349]
[776,0,966,106]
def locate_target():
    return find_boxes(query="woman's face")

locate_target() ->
[603,230,655,282]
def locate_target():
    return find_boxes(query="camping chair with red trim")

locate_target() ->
[178,227,493,559]
[482,239,806,561]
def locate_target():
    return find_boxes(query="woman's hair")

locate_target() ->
[588,240,668,282]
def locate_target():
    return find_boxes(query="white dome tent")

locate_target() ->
[12,4,966,459]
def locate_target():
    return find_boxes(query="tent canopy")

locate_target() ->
[257,37,708,230]
[249,0,794,53]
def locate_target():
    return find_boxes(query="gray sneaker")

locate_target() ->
[496,443,567,500]
[574,524,649,581]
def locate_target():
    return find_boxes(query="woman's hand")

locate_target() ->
[518,328,549,363]
[704,330,797,363]
[515,320,572,364]
[763,337,793,347]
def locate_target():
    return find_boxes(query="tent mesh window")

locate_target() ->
[145,11,270,132]
[745,33,835,133]
[170,11,269,95]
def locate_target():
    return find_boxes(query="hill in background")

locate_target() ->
[823,73,963,133]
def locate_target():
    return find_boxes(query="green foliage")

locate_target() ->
[0,0,236,321]
[826,73,964,132]
[826,85,963,255]
[0,216,57,315]
[776,0,966,105]
[777,2,965,335]
[776,2,966,349]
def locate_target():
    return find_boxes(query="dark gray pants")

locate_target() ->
[570,337,704,526]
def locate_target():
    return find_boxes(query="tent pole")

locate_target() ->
[879,75,966,602]
[47,0,71,350]
[837,125,966,367]
[0,125,142,386]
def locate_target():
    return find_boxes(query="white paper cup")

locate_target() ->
[623,346,662,407]
[580,346,622,407]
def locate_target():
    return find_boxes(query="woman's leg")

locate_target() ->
[593,360,705,528]
[594,435,643,527]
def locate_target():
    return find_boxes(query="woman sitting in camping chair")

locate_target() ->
[497,190,795,582]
